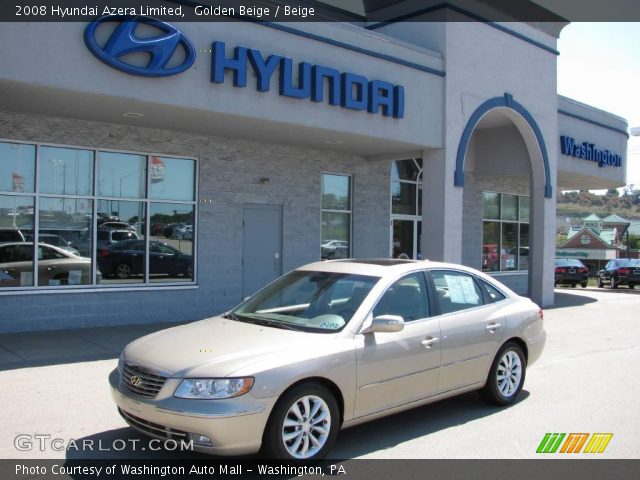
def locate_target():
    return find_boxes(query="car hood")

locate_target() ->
[123,316,338,378]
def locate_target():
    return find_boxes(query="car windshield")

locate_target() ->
[230,271,379,333]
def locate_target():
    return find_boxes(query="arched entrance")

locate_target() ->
[454,93,553,304]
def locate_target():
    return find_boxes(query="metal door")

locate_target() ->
[242,204,282,299]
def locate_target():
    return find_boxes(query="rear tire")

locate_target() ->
[571,282,577,288]
[115,263,131,279]
[629,283,636,289]
[480,342,526,406]
[581,282,588,288]
[262,383,339,461]
[610,276,618,289]
[597,276,604,288]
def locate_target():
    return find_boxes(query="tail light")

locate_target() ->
[555,267,566,274]
[538,309,544,321]
[99,249,109,257]
[618,267,631,275]
[579,267,589,273]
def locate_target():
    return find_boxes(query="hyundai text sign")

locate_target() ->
[560,136,622,168]
[84,16,405,119]
[84,16,196,77]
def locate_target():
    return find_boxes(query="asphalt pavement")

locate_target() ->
[0,287,638,459]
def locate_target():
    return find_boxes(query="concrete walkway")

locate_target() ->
[0,322,184,370]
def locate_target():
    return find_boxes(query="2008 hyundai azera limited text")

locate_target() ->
[109,259,546,460]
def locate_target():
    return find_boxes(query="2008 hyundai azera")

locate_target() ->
[109,259,546,460]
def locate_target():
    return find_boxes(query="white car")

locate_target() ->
[110,259,545,460]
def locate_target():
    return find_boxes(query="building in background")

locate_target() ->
[0,1,629,332]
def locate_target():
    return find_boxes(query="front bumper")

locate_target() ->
[109,368,276,456]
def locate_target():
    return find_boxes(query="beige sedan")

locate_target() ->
[110,259,545,460]
[0,242,97,286]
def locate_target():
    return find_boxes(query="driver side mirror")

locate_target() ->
[362,315,405,334]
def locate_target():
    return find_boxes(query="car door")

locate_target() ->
[354,271,441,418]
[0,244,33,287]
[428,269,505,393]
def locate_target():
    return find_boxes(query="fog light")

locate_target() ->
[188,433,213,447]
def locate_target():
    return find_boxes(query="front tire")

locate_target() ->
[480,342,526,406]
[610,276,618,289]
[597,276,604,288]
[262,383,339,461]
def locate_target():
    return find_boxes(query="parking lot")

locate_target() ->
[0,287,638,459]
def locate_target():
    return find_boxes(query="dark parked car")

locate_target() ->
[597,259,640,289]
[98,240,193,279]
[554,258,589,288]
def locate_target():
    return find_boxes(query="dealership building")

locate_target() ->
[0,1,629,332]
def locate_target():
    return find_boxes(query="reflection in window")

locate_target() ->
[149,203,194,282]
[150,157,196,202]
[482,192,529,272]
[0,142,36,193]
[0,140,197,289]
[482,192,500,220]
[321,174,351,259]
[40,147,93,196]
[98,152,147,198]
[390,158,423,259]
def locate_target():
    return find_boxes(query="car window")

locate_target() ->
[477,279,506,303]
[431,270,484,314]
[112,231,134,241]
[39,246,65,260]
[373,272,429,322]
[0,245,29,262]
[151,243,176,254]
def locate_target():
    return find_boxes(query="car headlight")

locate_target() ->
[117,351,124,374]
[174,377,254,399]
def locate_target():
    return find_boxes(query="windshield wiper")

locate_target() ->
[222,312,240,321]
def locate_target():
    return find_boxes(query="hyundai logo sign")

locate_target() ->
[84,16,196,77]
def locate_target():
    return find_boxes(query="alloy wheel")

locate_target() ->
[496,350,523,398]
[281,395,331,459]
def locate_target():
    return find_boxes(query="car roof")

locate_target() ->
[297,258,486,278]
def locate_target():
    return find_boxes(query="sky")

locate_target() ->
[556,22,640,188]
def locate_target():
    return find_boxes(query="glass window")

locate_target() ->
[98,152,147,198]
[322,174,350,211]
[391,159,420,181]
[1,141,197,289]
[501,194,518,221]
[477,279,506,303]
[482,193,529,272]
[519,196,530,222]
[150,156,196,202]
[97,200,145,284]
[391,181,417,215]
[482,192,500,220]
[431,270,483,314]
[321,174,351,260]
[0,142,36,193]
[149,203,194,283]
[501,223,518,271]
[373,272,429,321]
[40,147,94,196]
[482,222,500,272]
[519,224,529,271]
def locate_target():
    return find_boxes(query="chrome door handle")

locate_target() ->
[486,323,501,332]
[421,337,439,349]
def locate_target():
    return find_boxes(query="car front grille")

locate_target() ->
[121,364,167,398]
[118,408,188,440]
